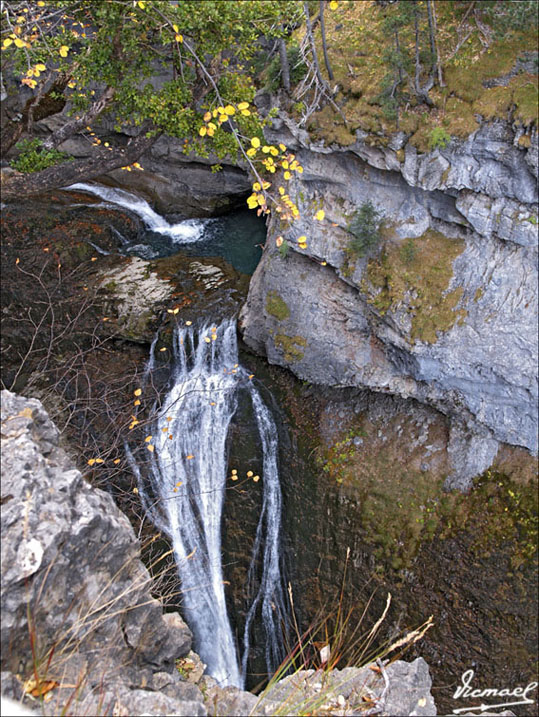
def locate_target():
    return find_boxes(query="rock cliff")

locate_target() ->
[240,117,538,490]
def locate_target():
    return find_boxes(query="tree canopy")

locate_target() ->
[0,0,306,211]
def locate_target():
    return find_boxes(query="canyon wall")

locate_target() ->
[240,117,538,490]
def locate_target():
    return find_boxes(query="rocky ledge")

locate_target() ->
[240,117,538,490]
[1,391,437,716]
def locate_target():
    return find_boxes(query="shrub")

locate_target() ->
[428,126,451,151]
[11,138,71,173]
[348,201,382,256]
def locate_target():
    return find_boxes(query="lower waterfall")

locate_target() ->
[128,319,286,688]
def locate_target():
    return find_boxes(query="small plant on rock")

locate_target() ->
[348,201,382,257]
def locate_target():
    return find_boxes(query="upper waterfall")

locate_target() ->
[66,182,211,242]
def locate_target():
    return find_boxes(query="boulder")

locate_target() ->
[0,390,204,716]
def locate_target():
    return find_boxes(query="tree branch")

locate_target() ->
[42,87,116,151]
[1,128,161,201]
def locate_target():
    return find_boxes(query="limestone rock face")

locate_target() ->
[241,118,538,489]
[0,390,203,716]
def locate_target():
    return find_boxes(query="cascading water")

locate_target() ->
[128,319,286,688]
[66,182,210,242]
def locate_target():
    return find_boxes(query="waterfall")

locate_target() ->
[65,183,211,242]
[130,319,286,688]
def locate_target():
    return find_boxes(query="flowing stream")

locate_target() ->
[67,182,210,241]
[128,319,286,688]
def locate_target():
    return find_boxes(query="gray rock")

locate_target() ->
[0,390,195,715]
[256,657,436,716]
[240,115,538,486]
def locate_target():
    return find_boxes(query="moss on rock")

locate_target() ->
[274,333,306,362]
[266,291,291,321]
[361,229,466,344]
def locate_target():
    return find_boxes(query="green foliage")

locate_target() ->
[278,239,290,259]
[11,139,71,174]
[266,44,307,91]
[347,201,382,257]
[429,126,451,150]
[400,238,416,264]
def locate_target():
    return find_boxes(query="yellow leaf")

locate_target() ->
[224,104,235,115]
[113,459,121,465]
[35,63,46,71]
[176,481,183,486]
[3,38,13,47]
[279,143,286,151]
[166,416,172,421]
[284,171,291,180]
[276,236,283,247]
[87,459,96,466]
[252,182,261,191]
[247,471,253,477]
[203,111,212,122]
[59,45,69,57]
[133,487,139,494]
[144,435,152,442]
[173,308,179,314]
[133,399,141,406]
[14,38,26,48]
[159,347,167,352]
[95,458,104,464]
[134,388,142,396]
[270,146,279,156]
[298,235,307,242]
[321,261,327,266]
[185,320,192,326]
[204,337,211,343]
[251,137,260,148]
[199,126,207,137]
[175,34,183,43]
[231,469,238,474]
[138,0,146,8]
[231,475,238,481]
[315,210,325,221]
[278,186,285,195]
[330,0,338,8]
[186,454,194,460]
[147,444,155,452]
[297,166,304,173]
[246,147,256,158]
[262,146,271,153]
[282,160,289,169]
[241,109,251,116]
[21,78,37,88]
[237,101,249,110]
[253,475,260,482]
[37,1,45,5]
[248,374,254,379]
[262,181,271,189]
[218,114,228,123]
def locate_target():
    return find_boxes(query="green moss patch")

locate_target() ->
[274,333,306,363]
[265,291,291,321]
[361,229,466,344]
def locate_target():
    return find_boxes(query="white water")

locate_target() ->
[66,183,209,242]
[130,319,285,688]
